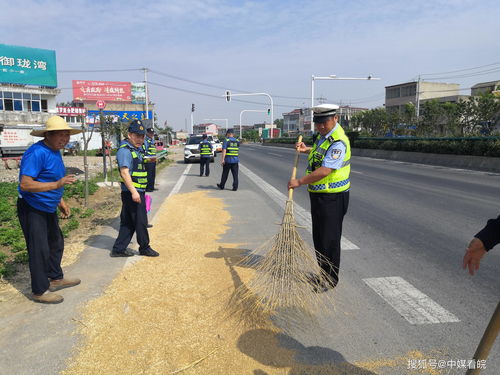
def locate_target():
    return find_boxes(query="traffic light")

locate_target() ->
[225,90,231,102]
[191,103,195,112]
[267,108,270,115]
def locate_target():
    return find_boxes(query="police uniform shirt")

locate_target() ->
[316,124,346,170]
[222,137,239,163]
[116,140,146,192]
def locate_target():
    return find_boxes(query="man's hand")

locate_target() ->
[295,142,309,153]
[463,237,487,276]
[59,200,71,219]
[220,160,225,166]
[131,191,141,203]
[57,174,76,188]
[288,178,301,190]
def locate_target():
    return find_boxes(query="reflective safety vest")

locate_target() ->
[120,142,148,190]
[306,125,351,193]
[199,141,212,156]
[142,136,157,163]
[225,138,239,157]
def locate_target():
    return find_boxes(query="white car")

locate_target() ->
[184,136,215,163]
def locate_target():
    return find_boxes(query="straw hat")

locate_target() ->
[31,116,83,137]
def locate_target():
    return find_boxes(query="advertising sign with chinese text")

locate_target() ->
[72,80,132,102]
[131,82,146,104]
[86,110,153,124]
[0,43,57,87]
[57,106,87,117]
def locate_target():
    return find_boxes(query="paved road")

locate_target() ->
[235,143,500,373]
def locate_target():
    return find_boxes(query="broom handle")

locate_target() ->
[288,135,303,201]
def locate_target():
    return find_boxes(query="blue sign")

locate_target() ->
[87,110,153,122]
[0,43,57,87]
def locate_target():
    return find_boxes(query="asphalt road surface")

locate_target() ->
[237,143,500,373]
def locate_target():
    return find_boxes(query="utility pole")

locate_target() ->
[144,68,149,120]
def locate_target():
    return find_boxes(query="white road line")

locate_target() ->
[240,163,359,250]
[168,164,192,198]
[268,152,283,157]
[350,171,363,174]
[363,277,460,325]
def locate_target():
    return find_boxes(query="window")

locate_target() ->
[4,99,13,111]
[386,87,400,99]
[401,85,416,97]
[4,92,12,99]
[0,100,3,110]
[14,100,23,111]
[13,92,22,99]
[41,99,48,112]
[31,101,40,112]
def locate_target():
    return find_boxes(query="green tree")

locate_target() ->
[274,118,284,129]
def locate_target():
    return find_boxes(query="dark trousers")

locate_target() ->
[309,190,349,286]
[112,191,150,253]
[219,163,239,190]
[17,198,64,295]
[200,157,211,176]
[145,162,156,192]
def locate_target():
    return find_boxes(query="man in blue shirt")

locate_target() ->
[18,116,82,304]
[111,120,158,257]
[217,129,240,191]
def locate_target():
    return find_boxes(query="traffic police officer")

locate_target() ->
[198,134,213,177]
[111,120,159,257]
[288,104,350,291]
[143,127,157,192]
[217,129,239,191]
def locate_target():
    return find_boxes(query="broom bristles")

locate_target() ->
[230,200,336,326]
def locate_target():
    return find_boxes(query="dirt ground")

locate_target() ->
[60,191,439,375]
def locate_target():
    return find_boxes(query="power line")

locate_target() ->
[58,68,143,73]
[420,62,500,77]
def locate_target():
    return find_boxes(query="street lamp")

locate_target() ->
[224,91,274,137]
[311,74,380,132]
[239,109,267,140]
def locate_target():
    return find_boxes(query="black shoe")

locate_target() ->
[147,224,153,228]
[217,184,224,190]
[139,248,159,257]
[200,174,203,177]
[110,249,135,257]
[232,188,237,191]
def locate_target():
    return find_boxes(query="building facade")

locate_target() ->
[385,81,460,113]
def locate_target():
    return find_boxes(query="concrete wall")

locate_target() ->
[261,142,500,173]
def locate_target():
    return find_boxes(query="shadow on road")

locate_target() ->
[238,329,378,375]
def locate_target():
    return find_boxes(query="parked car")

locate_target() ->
[212,137,223,153]
[64,141,80,156]
[184,136,215,163]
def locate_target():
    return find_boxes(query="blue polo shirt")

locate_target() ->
[18,140,66,213]
[223,137,239,163]
[116,140,146,192]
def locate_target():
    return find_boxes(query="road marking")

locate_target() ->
[268,152,283,157]
[350,170,363,174]
[168,164,192,198]
[240,163,359,250]
[363,277,460,324]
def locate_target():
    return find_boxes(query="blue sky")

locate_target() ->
[2,0,499,130]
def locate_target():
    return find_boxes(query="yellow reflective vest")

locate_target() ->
[306,125,351,193]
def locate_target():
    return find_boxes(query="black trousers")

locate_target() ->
[145,162,156,192]
[112,191,150,253]
[309,190,349,286]
[219,163,239,190]
[17,198,64,295]
[200,157,211,176]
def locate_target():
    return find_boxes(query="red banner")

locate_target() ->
[72,80,132,102]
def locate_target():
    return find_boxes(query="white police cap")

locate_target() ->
[312,103,339,116]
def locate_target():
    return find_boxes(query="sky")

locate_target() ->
[2,0,500,131]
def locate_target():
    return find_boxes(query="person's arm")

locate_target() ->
[220,149,226,165]
[58,197,71,219]
[463,215,500,275]
[120,167,141,203]
[295,141,311,153]
[20,174,75,192]
[288,167,332,189]
[475,216,500,251]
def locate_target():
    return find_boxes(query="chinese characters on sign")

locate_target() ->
[0,44,57,87]
[72,80,132,102]
[57,107,87,117]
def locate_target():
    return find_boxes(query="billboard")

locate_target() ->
[57,106,87,117]
[131,82,146,104]
[86,110,152,124]
[0,43,57,87]
[72,80,132,102]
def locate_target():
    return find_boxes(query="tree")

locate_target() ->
[243,129,260,142]
[274,118,283,129]
[475,93,500,135]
